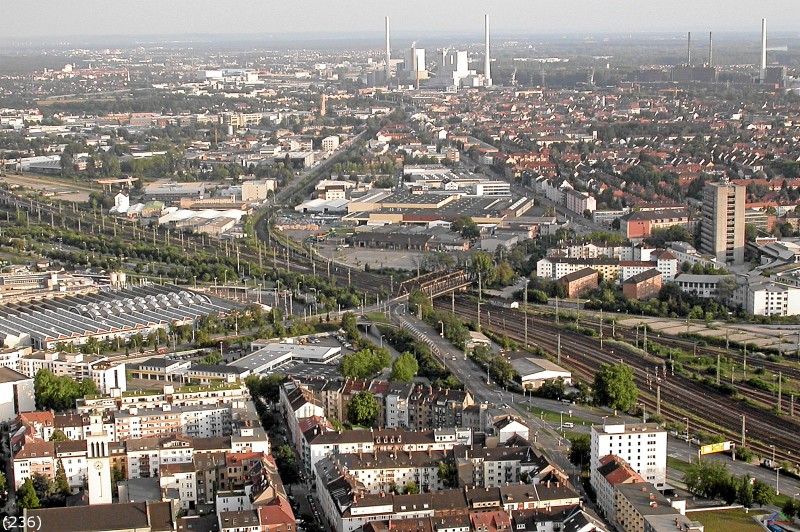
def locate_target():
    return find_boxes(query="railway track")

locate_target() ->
[544,308,800,383]
[438,297,800,468]
[521,305,800,411]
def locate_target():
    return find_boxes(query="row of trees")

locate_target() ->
[34,369,99,412]
[683,460,774,508]
[16,464,72,510]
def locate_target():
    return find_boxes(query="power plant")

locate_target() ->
[376,14,780,89]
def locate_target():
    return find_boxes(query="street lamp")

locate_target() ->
[438,321,444,338]
[771,445,776,465]
[560,411,565,432]
[776,466,782,495]
[380,335,385,349]
[683,417,690,447]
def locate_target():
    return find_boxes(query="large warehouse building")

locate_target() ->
[0,284,238,350]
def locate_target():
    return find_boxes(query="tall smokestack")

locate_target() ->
[385,16,391,84]
[687,32,691,66]
[760,18,767,83]
[708,31,713,67]
[484,14,492,86]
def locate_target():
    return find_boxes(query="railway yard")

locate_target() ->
[436,296,800,471]
[3,183,800,476]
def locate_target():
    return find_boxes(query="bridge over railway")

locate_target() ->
[395,269,472,299]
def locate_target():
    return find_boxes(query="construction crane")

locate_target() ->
[510,67,518,86]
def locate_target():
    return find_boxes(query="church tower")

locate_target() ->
[86,411,112,505]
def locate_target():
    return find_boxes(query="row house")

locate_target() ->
[326,449,448,494]
[76,380,250,414]
[315,462,583,532]
[454,446,561,489]
[115,403,232,440]
[302,426,473,485]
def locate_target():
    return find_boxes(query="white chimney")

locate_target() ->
[708,31,713,67]
[484,14,492,87]
[385,16,391,84]
[687,31,691,66]
[760,18,767,83]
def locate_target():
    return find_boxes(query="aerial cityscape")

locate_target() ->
[2,3,800,532]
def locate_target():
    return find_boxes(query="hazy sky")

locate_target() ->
[4,0,800,39]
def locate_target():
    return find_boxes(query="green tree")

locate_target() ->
[340,349,391,379]
[273,444,301,485]
[752,479,774,507]
[0,471,6,495]
[470,251,496,286]
[736,474,753,508]
[568,434,591,470]
[745,223,759,242]
[592,363,638,413]
[31,473,54,502]
[437,460,458,488]
[402,481,420,495]
[245,374,285,404]
[390,352,419,382]
[348,390,379,427]
[199,351,223,365]
[452,217,480,239]
[16,478,41,510]
[782,498,799,520]
[683,459,731,499]
[341,312,359,341]
[34,369,98,411]
[537,377,566,400]
[55,459,71,496]
[50,429,69,442]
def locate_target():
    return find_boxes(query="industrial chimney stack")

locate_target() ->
[760,18,767,83]
[708,32,713,67]
[385,16,391,85]
[484,14,492,87]
[687,32,691,66]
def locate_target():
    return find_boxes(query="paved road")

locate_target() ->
[668,435,800,499]
[390,304,800,512]
[391,305,603,513]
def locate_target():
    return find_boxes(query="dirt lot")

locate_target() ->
[1,173,99,203]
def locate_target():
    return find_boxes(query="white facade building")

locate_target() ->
[0,367,35,422]
[17,352,126,394]
[590,423,667,492]
[322,136,340,152]
[746,280,800,316]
